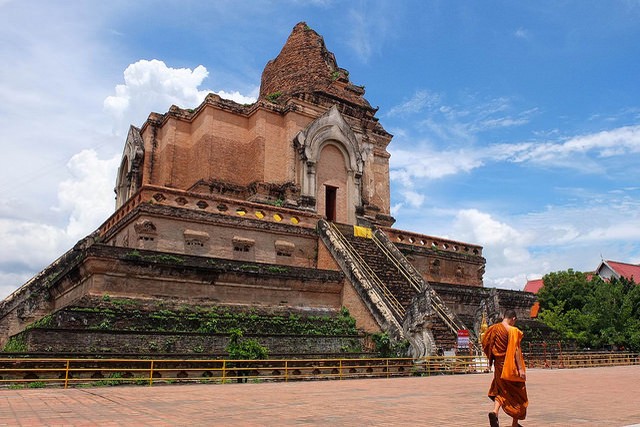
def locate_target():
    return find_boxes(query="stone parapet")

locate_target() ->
[380,226,483,257]
[101,185,321,238]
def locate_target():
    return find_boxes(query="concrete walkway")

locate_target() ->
[1,365,639,426]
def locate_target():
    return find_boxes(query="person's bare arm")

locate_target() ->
[515,347,526,380]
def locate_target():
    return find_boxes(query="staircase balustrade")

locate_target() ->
[371,230,478,353]
[318,220,405,330]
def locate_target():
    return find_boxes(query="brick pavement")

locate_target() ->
[0,365,639,426]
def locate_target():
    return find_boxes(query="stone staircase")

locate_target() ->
[320,220,475,354]
[333,223,416,309]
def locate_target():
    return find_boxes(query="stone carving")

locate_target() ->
[402,284,437,358]
[115,126,144,209]
[134,220,157,235]
[477,265,485,280]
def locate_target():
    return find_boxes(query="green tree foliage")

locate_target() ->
[225,328,269,383]
[537,270,640,351]
[371,332,409,358]
[225,328,269,360]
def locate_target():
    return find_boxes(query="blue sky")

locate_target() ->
[1,0,640,299]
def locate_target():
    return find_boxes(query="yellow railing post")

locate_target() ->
[339,359,342,380]
[149,360,154,386]
[64,359,70,389]
[222,360,226,383]
[285,360,288,382]
[386,358,389,378]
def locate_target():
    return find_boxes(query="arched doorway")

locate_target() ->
[293,106,364,225]
[316,143,348,223]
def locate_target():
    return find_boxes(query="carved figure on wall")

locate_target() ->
[429,259,441,275]
[134,220,157,235]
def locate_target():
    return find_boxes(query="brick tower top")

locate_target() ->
[259,22,373,109]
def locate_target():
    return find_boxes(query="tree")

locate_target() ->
[225,328,269,383]
[537,270,640,351]
[226,328,268,359]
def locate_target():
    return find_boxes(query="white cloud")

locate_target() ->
[514,27,531,40]
[0,219,70,277]
[390,124,640,191]
[390,202,404,217]
[502,125,640,163]
[386,90,441,117]
[445,192,640,290]
[347,10,373,61]
[0,149,120,299]
[345,2,397,63]
[55,150,121,238]
[400,190,425,208]
[389,145,483,182]
[453,209,531,261]
[104,59,257,135]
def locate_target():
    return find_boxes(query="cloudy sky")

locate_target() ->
[1,0,640,299]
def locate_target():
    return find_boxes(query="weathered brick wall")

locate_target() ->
[0,244,350,348]
[259,23,371,109]
[341,283,380,334]
[317,239,340,271]
[431,282,537,332]
[19,328,364,355]
[400,244,485,287]
[111,205,319,268]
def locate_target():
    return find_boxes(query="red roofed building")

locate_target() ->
[596,260,640,282]
[524,278,544,294]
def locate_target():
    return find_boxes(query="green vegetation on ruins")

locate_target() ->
[125,250,184,264]
[370,332,409,358]
[225,328,269,360]
[20,296,360,337]
[265,91,283,103]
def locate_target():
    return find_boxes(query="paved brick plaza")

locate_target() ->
[0,365,638,426]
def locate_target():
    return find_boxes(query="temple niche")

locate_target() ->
[0,22,537,357]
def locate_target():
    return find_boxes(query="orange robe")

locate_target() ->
[482,323,528,420]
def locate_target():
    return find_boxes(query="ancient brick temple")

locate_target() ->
[0,23,535,357]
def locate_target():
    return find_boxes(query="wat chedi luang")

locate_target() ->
[0,22,536,357]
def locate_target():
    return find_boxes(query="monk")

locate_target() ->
[482,309,528,427]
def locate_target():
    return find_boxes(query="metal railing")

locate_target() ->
[0,355,490,388]
[1,352,637,389]
[525,351,640,369]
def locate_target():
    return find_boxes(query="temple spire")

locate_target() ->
[259,22,372,108]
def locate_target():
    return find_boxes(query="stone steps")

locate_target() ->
[333,224,459,351]
[336,224,416,309]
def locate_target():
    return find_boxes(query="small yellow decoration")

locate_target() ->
[353,226,372,239]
